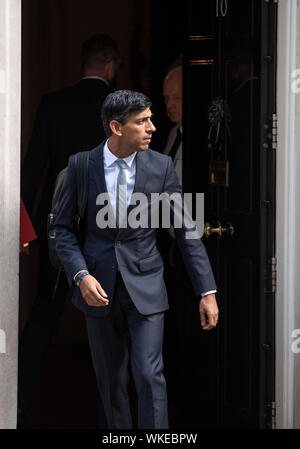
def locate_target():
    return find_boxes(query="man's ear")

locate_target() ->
[109,120,122,136]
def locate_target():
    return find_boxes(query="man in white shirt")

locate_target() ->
[54,90,218,429]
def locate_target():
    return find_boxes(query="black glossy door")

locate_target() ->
[182,0,276,428]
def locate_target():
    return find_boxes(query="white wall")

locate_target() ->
[0,0,21,429]
[291,0,300,429]
[276,0,300,429]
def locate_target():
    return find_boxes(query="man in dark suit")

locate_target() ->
[18,34,120,426]
[163,65,183,185]
[54,90,219,429]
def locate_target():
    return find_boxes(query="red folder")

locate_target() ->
[20,198,37,246]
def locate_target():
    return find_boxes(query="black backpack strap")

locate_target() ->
[74,151,90,219]
[50,151,89,301]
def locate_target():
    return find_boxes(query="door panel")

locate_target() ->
[223,258,254,409]
[183,0,276,428]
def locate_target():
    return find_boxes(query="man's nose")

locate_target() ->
[148,121,156,133]
[167,98,175,109]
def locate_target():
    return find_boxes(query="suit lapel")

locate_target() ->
[89,142,107,195]
[131,150,148,200]
[89,142,117,236]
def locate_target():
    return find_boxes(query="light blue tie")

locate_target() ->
[115,159,127,228]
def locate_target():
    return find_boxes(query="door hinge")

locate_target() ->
[272,113,277,150]
[270,257,276,293]
[263,113,277,150]
[265,257,276,293]
[272,401,276,428]
[265,401,276,428]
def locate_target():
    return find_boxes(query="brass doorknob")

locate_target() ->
[204,221,234,239]
[204,221,222,238]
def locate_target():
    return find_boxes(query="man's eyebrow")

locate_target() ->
[136,113,154,121]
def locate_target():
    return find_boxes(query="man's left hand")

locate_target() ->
[199,293,219,330]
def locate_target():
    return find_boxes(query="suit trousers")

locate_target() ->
[85,271,169,429]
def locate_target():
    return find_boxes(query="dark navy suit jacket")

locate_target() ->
[54,141,217,317]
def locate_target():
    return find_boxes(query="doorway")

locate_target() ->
[19,0,277,429]
[19,0,184,428]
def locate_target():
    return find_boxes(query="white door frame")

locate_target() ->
[276,0,300,429]
[0,0,21,429]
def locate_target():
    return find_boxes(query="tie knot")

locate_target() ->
[115,159,127,169]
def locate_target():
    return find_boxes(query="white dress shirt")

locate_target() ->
[163,125,183,239]
[103,139,137,214]
[81,75,110,86]
[163,125,182,185]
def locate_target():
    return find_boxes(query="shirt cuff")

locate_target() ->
[73,270,86,281]
[201,290,217,297]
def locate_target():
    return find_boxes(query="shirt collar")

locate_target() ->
[103,139,137,168]
[81,76,110,86]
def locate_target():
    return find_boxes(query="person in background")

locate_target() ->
[163,65,183,185]
[161,65,183,266]
[18,34,121,428]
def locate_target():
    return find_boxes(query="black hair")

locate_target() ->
[81,34,119,70]
[101,90,152,137]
